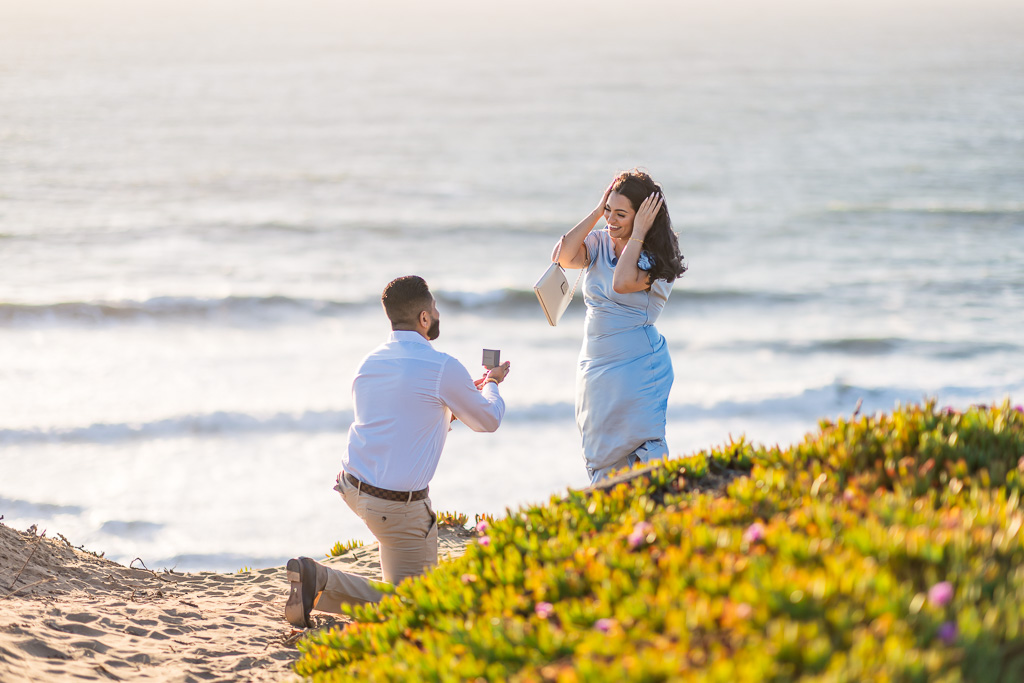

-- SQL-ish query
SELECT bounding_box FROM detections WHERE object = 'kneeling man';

[285,275,510,627]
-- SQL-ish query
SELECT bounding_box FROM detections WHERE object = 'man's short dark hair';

[381,276,433,328]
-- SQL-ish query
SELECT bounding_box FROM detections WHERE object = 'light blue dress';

[576,230,674,476]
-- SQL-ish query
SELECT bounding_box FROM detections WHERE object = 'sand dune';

[0,523,469,682]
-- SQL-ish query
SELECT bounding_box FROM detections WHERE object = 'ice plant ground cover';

[295,401,1024,681]
[326,539,365,558]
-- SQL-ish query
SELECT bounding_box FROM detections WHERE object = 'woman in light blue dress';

[553,170,687,483]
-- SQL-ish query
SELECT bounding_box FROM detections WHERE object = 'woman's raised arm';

[612,192,662,293]
[552,180,614,269]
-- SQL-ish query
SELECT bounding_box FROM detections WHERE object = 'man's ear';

[418,310,430,328]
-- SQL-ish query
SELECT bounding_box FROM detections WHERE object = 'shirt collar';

[389,329,433,347]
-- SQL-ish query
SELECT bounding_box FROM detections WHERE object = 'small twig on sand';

[2,577,56,599]
[130,557,173,583]
[8,533,45,590]
[93,662,123,681]
[275,629,306,648]
[853,398,863,418]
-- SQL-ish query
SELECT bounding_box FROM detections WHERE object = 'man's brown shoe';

[285,557,318,628]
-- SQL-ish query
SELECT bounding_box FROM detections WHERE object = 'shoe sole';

[285,559,310,628]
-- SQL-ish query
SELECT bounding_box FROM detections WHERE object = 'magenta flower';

[476,520,490,534]
[928,581,954,607]
[594,618,615,633]
[535,602,554,619]
[743,522,766,544]
[627,521,654,549]
[1014,405,1023,414]
[478,535,491,547]
[938,621,958,644]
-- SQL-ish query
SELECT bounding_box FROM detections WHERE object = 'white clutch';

[534,238,585,326]
[533,262,572,326]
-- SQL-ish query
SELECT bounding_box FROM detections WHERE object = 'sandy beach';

[0,522,470,682]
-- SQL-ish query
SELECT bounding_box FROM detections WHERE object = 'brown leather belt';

[345,472,429,502]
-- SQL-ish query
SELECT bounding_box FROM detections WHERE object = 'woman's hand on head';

[632,192,663,240]
[594,179,616,216]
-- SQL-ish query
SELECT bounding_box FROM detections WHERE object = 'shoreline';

[0,522,470,682]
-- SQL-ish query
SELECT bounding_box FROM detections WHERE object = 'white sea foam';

[0,410,353,445]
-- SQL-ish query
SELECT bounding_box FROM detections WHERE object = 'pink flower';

[476,520,489,534]
[535,602,554,619]
[594,618,615,633]
[743,522,766,544]
[1014,405,1023,414]
[938,621,958,644]
[928,581,954,607]
[478,535,491,547]
[735,603,753,620]
[627,521,654,549]
[843,488,856,503]
[460,573,477,584]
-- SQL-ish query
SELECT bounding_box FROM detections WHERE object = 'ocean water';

[2,0,1023,571]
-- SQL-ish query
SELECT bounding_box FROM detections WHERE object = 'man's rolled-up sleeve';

[440,358,505,432]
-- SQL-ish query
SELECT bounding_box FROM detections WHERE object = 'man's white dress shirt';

[342,330,505,491]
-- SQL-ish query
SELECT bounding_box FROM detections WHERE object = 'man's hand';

[484,361,511,384]
[458,363,510,422]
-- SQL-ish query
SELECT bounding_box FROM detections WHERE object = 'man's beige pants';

[313,473,438,613]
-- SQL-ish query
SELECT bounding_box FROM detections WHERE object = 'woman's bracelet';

[629,237,644,246]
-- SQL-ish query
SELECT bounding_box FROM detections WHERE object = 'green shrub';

[437,510,471,529]
[327,539,365,558]
[296,400,1024,681]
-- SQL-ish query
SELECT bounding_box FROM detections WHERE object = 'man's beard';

[426,316,440,340]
